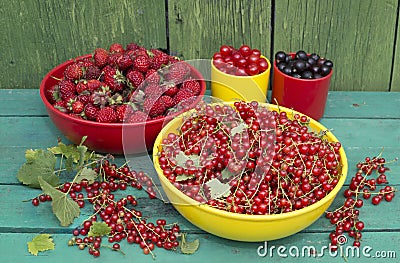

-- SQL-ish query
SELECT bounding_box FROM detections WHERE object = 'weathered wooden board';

[168,0,272,60]
[0,0,167,89]
[273,0,398,91]
[392,9,400,92]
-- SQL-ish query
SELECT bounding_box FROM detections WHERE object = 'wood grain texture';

[0,0,167,89]
[168,0,272,60]
[274,0,398,91]
[392,7,400,92]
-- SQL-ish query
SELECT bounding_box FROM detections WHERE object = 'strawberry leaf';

[179,233,199,254]
[205,178,231,200]
[38,177,80,226]
[17,149,58,189]
[88,222,112,237]
[76,167,98,184]
[27,234,55,256]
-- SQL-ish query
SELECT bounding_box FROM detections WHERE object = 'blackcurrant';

[293,60,306,73]
[320,65,331,76]
[291,73,302,78]
[301,71,313,79]
[310,53,320,61]
[277,62,286,71]
[324,60,333,68]
[295,50,308,61]
[275,51,287,63]
[283,67,292,75]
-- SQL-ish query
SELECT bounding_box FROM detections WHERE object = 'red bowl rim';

[39,54,207,127]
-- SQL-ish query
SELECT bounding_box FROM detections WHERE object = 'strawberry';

[107,53,122,67]
[149,49,169,69]
[77,94,91,105]
[96,106,117,123]
[116,53,133,70]
[76,81,89,94]
[87,79,102,92]
[93,48,109,68]
[180,79,201,95]
[58,80,76,100]
[163,83,179,97]
[64,63,83,81]
[144,83,164,98]
[174,89,195,105]
[46,85,60,104]
[126,69,144,88]
[159,95,175,109]
[69,100,84,114]
[143,97,166,117]
[109,43,124,53]
[126,42,140,51]
[53,100,68,113]
[128,111,148,123]
[145,69,161,84]
[84,103,99,120]
[102,66,126,92]
[84,65,102,80]
[76,57,94,67]
[166,62,190,84]
[115,104,136,122]
[133,55,150,73]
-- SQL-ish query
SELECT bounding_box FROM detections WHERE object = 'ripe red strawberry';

[77,94,91,105]
[133,55,150,73]
[166,62,190,83]
[143,97,166,117]
[144,83,164,98]
[145,69,161,84]
[96,106,117,123]
[70,100,84,114]
[116,53,133,70]
[84,103,99,120]
[109,43,124,53]
[115,104,136,122]
[53,100,68,113]
[174,89,195,105]
[93,48,109,68]
[107,52,121,67]
[76,57,94,67]
[46,85,60,104]
[181,79,201,95]
[163,84,179,97]
[64,63,83,81]
[126,69,144,88]
[58,80,76,100]
[84,65,102,80]
[159,95,175,109]
[128,111,148,123]
[126,42,140,51]
[149,49,169,69]
[76,81,89,94]
[102,66,126,92]
[87,79,102,92]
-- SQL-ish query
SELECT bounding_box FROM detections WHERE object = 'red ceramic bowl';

[40,55,206,154]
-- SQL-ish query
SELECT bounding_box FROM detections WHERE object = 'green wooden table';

[1,90,399,262]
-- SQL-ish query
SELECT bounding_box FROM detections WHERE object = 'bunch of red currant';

[158,101,344,215]
[32,160,181,258]
[326,154,397,249]
[213,45,269,76]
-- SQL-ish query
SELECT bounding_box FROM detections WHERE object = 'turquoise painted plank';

[1,232,398,263]
[1,146,399,185]
[1,90,400,119]
[1,184,399,233]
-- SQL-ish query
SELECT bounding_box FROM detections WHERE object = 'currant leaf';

[38,177,80,226]
[230,122,248,137]
[27,234,55,256]
[205,178,231,200]
[175,173,195,182]
[179,233,199,254]
[76,167,98,184]
[17,149,58,189]
[88,222,112,237]
[175,151,200,167]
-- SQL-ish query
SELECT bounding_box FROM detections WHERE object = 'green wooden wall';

[1,0,399,91]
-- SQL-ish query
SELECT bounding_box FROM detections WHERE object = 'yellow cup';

[211,56,271,102]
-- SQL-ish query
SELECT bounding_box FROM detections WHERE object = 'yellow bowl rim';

[152,102,348,222]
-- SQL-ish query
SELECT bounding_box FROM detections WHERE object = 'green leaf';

[17,149,58,189]
[221,168,236,180]
[76,167,98,184]
[88,222,112,237]
[175,151,200,167]
[175,173,195,182]
[48,142,81,163]
[38,177,80,226]
[205,178,231,200]
[76,145,88,168]
[179,233,199,254]
[230,122,248,137]
[27,234,55,256]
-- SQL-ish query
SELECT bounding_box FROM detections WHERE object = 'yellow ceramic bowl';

[152,103,347,242]
[210,56,271,102]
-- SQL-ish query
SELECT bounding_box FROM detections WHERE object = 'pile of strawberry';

[46,43,203,123]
